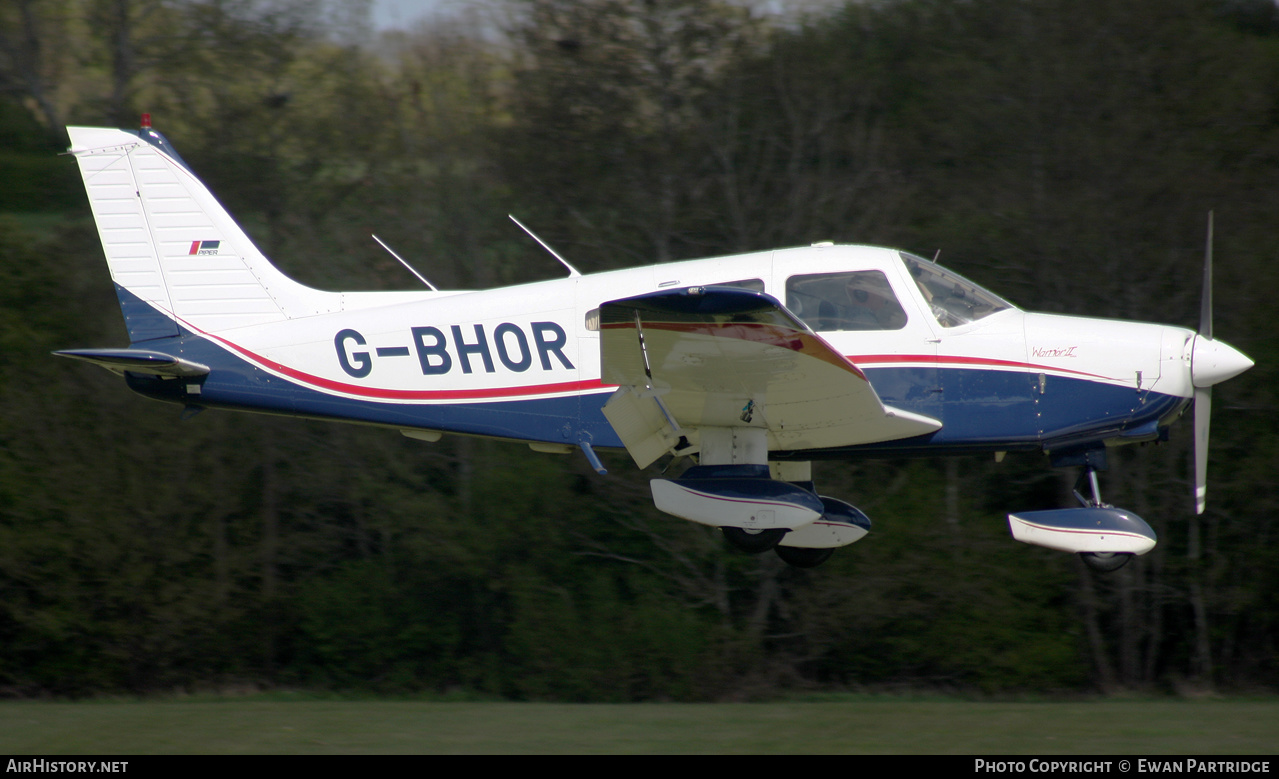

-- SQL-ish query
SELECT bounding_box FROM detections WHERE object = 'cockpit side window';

[785,270,908,332]
[900,252,1012,328]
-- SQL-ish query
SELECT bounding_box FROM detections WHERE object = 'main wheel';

[1079,552,1133,573]
[775,545,834,569]
[721,527,787,554]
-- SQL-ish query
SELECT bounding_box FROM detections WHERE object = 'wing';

[598,286,941,467]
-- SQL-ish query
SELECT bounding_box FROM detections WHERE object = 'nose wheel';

[1074,467,1134,573]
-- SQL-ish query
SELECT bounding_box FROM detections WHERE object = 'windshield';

[900,252,1013,328]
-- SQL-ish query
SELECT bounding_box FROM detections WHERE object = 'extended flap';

[598,286,940,460]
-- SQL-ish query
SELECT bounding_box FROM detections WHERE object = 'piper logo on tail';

[189,240,220,255]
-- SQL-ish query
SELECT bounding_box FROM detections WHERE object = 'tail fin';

[67,124,340,342]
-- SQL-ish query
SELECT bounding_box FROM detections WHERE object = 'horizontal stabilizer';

[54,348,210,377]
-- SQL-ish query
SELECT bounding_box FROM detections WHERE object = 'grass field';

[0,696,1276,754]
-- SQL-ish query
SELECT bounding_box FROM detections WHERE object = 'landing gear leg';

[1073,467,1108,509]
[1074,465,1133,573]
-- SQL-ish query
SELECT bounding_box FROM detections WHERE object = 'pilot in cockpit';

[789,270,908,332]
[840,273,906,330]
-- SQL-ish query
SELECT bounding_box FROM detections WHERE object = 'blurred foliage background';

[0,0,1276,700]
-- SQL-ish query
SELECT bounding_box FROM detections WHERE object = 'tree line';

[0,0,1275,699]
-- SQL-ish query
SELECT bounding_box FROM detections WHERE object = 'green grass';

[1,697,1276,754]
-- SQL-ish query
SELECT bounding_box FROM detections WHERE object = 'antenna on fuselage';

[371,235,438,291]
[509,215,582,278]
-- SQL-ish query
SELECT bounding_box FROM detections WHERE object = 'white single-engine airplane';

[56,120,1254,571]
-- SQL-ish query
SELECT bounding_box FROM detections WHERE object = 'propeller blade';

[1188,211,1252,514]
[1194,386,1211,515]
[1200,211,1213,340]
[1194,212,1213,515]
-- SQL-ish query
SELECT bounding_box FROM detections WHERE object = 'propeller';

[1189,212,1254,514]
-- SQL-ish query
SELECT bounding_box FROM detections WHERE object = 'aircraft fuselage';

[120,244,1195,464]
